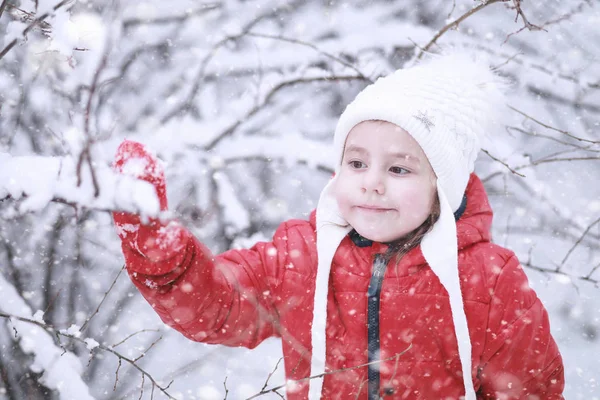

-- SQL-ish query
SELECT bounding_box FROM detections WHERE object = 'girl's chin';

[352,226,406,243]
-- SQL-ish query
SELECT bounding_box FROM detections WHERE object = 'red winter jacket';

[120,174,564,399]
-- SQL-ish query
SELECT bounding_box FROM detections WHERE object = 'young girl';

[112,54,564,399]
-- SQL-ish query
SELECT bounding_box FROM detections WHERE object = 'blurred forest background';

[1,0,599,398]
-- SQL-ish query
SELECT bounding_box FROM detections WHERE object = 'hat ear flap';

[421,184,476,400]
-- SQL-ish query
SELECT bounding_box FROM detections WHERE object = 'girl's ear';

[429,173,438,190]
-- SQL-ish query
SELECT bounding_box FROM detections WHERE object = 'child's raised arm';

[111,140,306,349]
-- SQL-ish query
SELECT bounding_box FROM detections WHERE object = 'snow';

[0,152,161,217]
[1,0,599,398]
[84,338,100,350]
[3,21,27,46]
[0,274,95,400]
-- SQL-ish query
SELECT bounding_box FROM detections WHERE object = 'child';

[112,53,564,399]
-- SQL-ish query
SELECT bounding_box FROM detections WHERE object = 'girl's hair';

[380,192,441,270]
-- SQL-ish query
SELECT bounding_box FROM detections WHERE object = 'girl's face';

[334,120,437,243]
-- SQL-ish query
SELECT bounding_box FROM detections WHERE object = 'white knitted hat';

[310,53,507,399]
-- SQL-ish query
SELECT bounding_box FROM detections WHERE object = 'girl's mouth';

[356,205,393,212]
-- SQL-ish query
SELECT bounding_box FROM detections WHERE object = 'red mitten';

[112,140,189,273]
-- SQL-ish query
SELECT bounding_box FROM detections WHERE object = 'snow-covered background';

[1,0,599,398]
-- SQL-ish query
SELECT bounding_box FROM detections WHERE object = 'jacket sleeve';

[478,253,565,399]
[123,221,299,349]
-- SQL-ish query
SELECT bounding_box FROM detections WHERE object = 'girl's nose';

[362,169,385,195]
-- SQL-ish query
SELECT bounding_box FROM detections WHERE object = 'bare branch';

[80,265,126,334]
[245,344,412,399]
[509,106,599,144]
[0,312,178,399]
[560,216,600,269]
[133,335,163,362]
[111,329,161,348]
[245,32,369,81]
[522,261,599,286]
[415,0,505,60]
[138,374,145,400]
[159,1,305,124]
[202,74,364,151]
[113,358,122,392]
[585,262,600,281]
[506,126,600,152]
[122,3,221,29]
[0,0,9,19]
[481,149,526,177]
[260,358,283,392]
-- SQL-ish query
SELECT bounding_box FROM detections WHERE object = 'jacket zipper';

[367,253,388,399]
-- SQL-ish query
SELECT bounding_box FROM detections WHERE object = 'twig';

[223,376,229,400]
[114,358,122,391]
[503,0,547,43]
[506,126,600,151]
[80,265,126,333]
[0,0,9,19]
[521,261,599,286]
[447,0,457,20]
[491,51,523,71]
[159,1,305,124]
[261,358,283,392]
[415,0,505,60]
[0,312,178,399]
[0,0,72,60]
[138,373,145,400]
[482,156,600,183]
[509,106,598,144]
[133,335,163,362]
[111,329,161,348]
[245,32,369,81]
[560,217,600,269]
[585,262,600,281]
[245,344,412,399]
[529,156,600,165]
[201,74,363,151]
[76,45,110,198]
[481,149,526,177]
[123,3,221,29]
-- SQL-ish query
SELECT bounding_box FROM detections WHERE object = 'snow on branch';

[0,0,72,60]
[0,273,94,400]
[0,153,161,216]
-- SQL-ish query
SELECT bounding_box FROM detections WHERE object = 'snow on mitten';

[112,140,189,267]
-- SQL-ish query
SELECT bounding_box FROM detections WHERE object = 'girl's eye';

[349,160,366,169]
[390,166,409,175]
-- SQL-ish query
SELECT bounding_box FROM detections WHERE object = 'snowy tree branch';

[0,0,72,60]
[0,311,177,399]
